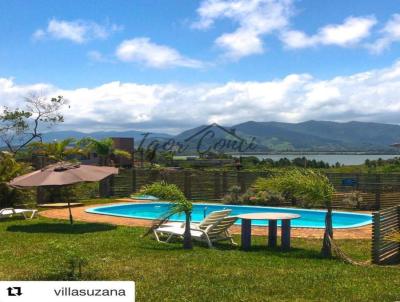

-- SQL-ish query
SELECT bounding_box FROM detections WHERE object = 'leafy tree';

[0,151,31,206]
[157,151,175,166]
[0,94,68,154]
[260,169,335,257]
[78,138,131,166]
[0,151,30,182]
[142,181,193,249]
[29,138,84,162]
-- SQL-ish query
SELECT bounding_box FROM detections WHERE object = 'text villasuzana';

[54,287,126,297]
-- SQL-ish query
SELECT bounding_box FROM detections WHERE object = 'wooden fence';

[372,206,400,264]
[108,169,400,210]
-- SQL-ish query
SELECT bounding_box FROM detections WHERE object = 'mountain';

[233,121,343,151]
[8,120,400,152]
[41,130,172,143]
[172,124,269,153]
[229,121,400,151]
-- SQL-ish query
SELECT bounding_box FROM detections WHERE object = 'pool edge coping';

[85,201,372,230]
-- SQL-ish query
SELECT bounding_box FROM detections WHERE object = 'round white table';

[237,213,301,251]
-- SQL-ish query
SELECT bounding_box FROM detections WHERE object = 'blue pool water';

[86,202,372,229]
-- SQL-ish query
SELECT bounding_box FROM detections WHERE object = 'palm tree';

[29,138,83,162]
[142,181,193,249]
[167,198,193,249]
[78,138,131,166]
[261,169,335,257]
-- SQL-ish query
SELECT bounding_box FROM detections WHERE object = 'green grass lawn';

[0,217,399,302]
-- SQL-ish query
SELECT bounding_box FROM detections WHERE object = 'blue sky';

[0,0,400,133]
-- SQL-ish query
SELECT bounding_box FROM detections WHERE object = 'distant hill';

[230,120,400,151]
[6,120,400,153]
[41,130,172,143]
[233,121,343,151]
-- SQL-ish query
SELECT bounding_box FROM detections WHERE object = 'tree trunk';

[321,206,333,257]
[67,201,74,225]
[183,211,193,250]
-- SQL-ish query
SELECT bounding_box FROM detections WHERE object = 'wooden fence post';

[371,211,381,264]
[184,171,192,199]
[99,176,112,198]
[356,173,360,191]
[110,175,115,196]
[214,171,221,199]
[237,172,245,193]
[222,171,228,196]
[375,174,381,210]
[132,168,137,193]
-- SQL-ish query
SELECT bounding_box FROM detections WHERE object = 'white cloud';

[115,38,203,68]
[87,50,104,61]
[33,19,122,43]
[281,16,377,49]
[87,50,113,63]
[368,14,400,54]
[0,78,53,108]
[193,1,377,57]
[2,60,400,133]
[215,29,264,58]
[193,0,294,59]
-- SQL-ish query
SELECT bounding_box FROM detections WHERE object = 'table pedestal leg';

[281,219,291,250]
[241,219,252,251]
[268,220,277,248]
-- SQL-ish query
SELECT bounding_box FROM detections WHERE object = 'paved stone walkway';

[39,199,372,239]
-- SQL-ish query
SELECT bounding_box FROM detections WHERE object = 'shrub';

[256,170,334,209]
[252,177,294,205]
[223,185,286,206]
[341,191,363,208]
[239,188,286,206]
[140,181,186,201]
[222,185,241,204]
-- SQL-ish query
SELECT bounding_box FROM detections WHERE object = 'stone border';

[39,200,372,239]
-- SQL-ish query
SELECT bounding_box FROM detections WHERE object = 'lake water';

[239,154,398,166]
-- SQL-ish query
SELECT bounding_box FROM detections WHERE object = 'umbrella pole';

[67,201,74,224]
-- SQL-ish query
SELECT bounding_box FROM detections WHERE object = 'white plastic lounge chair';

[154,216,238,248]
[162,209,232,230]
[0,208,38,219]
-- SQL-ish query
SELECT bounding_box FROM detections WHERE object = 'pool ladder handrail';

[203,206,228,218]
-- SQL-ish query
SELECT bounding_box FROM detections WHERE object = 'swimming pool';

[86,202,372,229]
